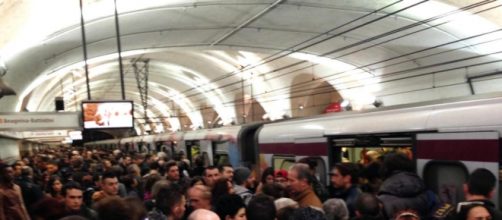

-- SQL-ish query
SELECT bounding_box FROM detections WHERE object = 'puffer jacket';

[378,171,431,220]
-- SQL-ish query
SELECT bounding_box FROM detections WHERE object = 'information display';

[82,101,134,129]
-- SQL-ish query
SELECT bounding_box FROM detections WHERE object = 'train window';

[329,135,414,165]
[299,156,327,186]
[273,156,295,171]
[423,161,468,205]
[214,153,229,166]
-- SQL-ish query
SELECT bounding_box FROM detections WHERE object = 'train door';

[327,133,415,192]
[186,140,211,167]
[213,141,233,167]
[416,132,499,206]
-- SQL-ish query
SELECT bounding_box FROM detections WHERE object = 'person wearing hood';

[233,167,255,205]
[377,153,433,220]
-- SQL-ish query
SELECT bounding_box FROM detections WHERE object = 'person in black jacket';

[438,168,502,220]
[61,181,97,220]
[377,153,432,219]
[15,166,44,216]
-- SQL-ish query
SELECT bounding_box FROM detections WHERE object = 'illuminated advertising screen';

[81,101,134,129]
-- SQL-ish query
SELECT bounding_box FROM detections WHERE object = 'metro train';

[84,93,502,207]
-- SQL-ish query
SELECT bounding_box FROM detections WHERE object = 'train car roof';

[259,93,502,143]
[184,125,242,142]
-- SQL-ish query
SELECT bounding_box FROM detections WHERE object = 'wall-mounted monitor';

[81,100,134,129]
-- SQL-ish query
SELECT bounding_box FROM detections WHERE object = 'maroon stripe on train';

[259,142,328,155]
[417,140,499,162]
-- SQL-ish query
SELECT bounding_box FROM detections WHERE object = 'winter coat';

[292,188,323,210]
[378,171,430,220]
[234,184,253,205]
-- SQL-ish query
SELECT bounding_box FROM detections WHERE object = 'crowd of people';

[0,147,500,220]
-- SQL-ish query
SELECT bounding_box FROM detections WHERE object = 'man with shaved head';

[188,209,220,220]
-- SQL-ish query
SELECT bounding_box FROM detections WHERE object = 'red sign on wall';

[324,102,342,113]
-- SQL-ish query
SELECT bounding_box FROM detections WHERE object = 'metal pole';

[250,73,254,122]
[114,0,126,100]
[79,0,91,100]
[242,77,246,123]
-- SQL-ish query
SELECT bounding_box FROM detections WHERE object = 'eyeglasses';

[456,201,485,213]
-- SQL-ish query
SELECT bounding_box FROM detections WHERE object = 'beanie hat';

[233,167,251,185]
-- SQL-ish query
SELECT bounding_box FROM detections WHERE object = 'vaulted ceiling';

[1,0,502,135]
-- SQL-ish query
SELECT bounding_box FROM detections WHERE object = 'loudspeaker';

[55,97,64,111]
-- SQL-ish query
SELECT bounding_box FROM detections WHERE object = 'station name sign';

[0,112,80,131]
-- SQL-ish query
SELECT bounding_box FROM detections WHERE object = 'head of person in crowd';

[155,183,186,220]
[292,207,326,220]
[122,155,132,167]
[220,164,234,182]
[94,196,130,220]
[288,163,314,195]
[190,176,206,187]
[124,196,147,220]
[47,175,64,197]
[194,155,205,167]
[215,194,246,220]
[31,197,66,220]
[456,203,492,220]
[247,194,276,220]
[261,182,286,199]
[62,181,84,212]
[394,210,421,220]
[261,167,274,185]
[323,198,349,220]
[127,164,141,177]
[46,160,59,175]
[133,154,145,166]
[330,163,359,190]
[13,160,24,177]
[274,169,288,187]
[277,206,296,220]
[188,209,221,220]
[204,165,221,187]
[102,159,113,171]
[121,174,139,195]
[380,152,415,179]
[151,179,171,200]
[212,177,235,204]
[84,150,93,160]
[144,173,161,199]
[298,157,318,174]
[234,166,255,188]
[188,184,212,210]
[21,166,34,179]
[101,172,119,196]
[465,168,496,200]
[354,193,384,220]
[165,161,180,181]
[274,197,299,211]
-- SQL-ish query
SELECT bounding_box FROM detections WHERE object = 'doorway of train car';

[212,141,231,167]
[327,133,415,193]
[155,140,176,159]
[185,140,211,167]
[415,132,500,207]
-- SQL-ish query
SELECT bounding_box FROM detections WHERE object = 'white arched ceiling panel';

[1,0,502,133]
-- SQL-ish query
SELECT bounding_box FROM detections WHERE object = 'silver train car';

[85,93,502,207]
